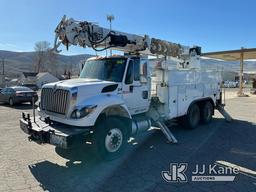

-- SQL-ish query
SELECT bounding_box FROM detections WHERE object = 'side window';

[1,88,7,94]
[6,88,11,94]
[125,60,134,84]
[9,89,15,94]
[140,60,148,83]
[134,59,140,81]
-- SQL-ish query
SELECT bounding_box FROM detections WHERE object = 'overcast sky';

[0,0,256,55]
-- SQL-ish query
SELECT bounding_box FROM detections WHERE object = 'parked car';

[21,83,39,91]
[250,88,256,95]
[0,86,38,106]
[223,81,237,88]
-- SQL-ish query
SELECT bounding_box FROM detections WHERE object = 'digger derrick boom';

[53,15,200,58]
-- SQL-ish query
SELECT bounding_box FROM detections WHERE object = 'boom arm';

[53,15,201,58]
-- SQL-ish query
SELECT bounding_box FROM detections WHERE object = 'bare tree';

[34,41,50,73]
[47,50,58,76]
[79,59,85,73]
[68,63,73,76]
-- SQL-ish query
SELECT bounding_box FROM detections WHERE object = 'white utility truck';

[20,16,229,160]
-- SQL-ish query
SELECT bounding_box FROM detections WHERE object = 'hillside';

[0,50,255,79]
[0,50,93,78]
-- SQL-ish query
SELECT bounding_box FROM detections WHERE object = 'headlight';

[71,105,97,119]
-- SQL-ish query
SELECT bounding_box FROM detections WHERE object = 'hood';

[44,78,114,88]
[43,78,119,101]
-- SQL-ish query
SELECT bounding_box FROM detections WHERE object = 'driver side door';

[122,58,150,115]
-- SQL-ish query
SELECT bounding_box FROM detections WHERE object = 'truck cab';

[80,56,151,115]
[38,56,150,128]
[20,55,153,160]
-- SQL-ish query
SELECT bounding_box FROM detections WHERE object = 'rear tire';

[183,103,200,129]
[93,116,130,161]
[201,101,213,124]
[9,98,14,106]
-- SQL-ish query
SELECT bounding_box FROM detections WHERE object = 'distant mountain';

[0,50,93,78]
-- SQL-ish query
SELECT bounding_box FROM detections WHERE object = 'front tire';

[93,116,130,161]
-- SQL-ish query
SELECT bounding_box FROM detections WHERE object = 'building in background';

[222,71,238,81]
[20,72,38,84]
[20,72,59,88]
[35,72,59,88]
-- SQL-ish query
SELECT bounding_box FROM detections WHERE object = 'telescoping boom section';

[53,15,201,58]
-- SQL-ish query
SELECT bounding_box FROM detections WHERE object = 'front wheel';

[93,116,130,161]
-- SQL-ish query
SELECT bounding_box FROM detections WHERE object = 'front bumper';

[20,113,91,149]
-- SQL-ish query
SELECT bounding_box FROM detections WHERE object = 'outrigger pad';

[216,104,232,122]
[155,120,178,144]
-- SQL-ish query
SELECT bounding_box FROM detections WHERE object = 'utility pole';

[237,47,245,97]
[1,58,5,87]
[2,58,4,75]
[107,14,115,56]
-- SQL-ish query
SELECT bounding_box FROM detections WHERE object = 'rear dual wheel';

[184,103,200,129]
[183,101,213,129]
[201,101,213,124]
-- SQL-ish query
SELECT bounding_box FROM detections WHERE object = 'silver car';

[0,86,38,106]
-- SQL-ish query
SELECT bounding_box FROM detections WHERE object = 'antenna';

[107,14,115,55]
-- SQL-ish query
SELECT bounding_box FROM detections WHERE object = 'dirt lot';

[0,88,256,192]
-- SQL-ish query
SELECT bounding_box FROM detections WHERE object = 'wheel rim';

[105,128,123,153]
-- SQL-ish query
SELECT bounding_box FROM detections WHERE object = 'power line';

[1,58,5,87]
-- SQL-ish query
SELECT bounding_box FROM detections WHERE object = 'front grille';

[41,88,70,115]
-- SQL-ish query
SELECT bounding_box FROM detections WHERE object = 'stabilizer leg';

[216,104,232,122]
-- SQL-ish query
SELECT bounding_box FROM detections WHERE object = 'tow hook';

[45,116,52,125]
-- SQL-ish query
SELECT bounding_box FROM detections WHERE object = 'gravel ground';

[0,89,255,192]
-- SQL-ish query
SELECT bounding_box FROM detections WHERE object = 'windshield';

[80,58,127,82]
